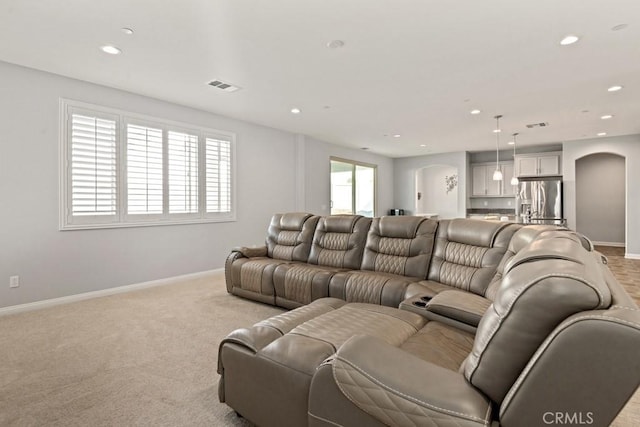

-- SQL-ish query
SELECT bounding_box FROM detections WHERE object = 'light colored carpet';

[1,269,638,426]
[0,271,283,426]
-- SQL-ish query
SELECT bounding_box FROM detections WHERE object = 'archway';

[414,165,459,219]
[575,153,625,246]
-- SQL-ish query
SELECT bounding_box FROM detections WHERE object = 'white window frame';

[59,99,236,230]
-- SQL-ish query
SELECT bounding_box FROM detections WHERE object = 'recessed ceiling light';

[560,35,580,46]
[327,40,345,49]
[612,24,628,31]
[608,85,623,92]
[597,132,607,136]
[470,109,481,115]
[392,134,401,138]
[290,108,301,114]
[121,27,134,35]
[100,45,121,55]
[493,129,501,133]
[601,114,613,120]
[420,144,427,147]
[508,141,515,145]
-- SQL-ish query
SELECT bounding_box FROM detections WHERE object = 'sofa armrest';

[312,334,492,426]
[225,246,268,293]
[232,245,268,258]
[426,290,492,327]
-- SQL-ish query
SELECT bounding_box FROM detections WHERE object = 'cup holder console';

[412,296,433,308]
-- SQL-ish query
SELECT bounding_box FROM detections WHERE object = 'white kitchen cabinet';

[502,163,516,196]
[471,162,513,197]
[515,152,562,177]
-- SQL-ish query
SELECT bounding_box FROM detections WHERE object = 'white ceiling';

[1,0,639,158]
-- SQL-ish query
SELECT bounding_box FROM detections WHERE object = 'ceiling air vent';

[526,122,550,129]
[207,79,241,93]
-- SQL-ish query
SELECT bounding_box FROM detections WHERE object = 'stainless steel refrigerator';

[516,176,565,225]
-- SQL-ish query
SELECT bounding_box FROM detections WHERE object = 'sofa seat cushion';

[329,271,424,307]
[400,321,475,371]
[286,303,427,352]
[273,263,347,309]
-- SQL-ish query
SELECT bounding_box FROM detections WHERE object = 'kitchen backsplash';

[468,197,516,210]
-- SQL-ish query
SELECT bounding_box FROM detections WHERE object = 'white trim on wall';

[0,269,222,317]
[591,241,625,248]
[626,253,640,260]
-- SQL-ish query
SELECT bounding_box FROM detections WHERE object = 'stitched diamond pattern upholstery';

[266,213,319,261]
[439,263,479,292]
[428,219,519,296]
[272,245,294,260]
[239,259,277,293]
[378,237,411,257]
[375,254,406,275]
[317,249,345,268]
[308,215,371,269]
[445,242,486,267]
[271,215,372,307]
[344,272,388,304]
[277,230,299,246]
[321,232,350,251]
[361,216,438,278]
[283,265,314,304]
[332,358,488,427]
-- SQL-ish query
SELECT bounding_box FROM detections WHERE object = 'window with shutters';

[60,100,236,230]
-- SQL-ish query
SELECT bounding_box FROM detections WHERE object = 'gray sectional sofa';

[219,213,640,426]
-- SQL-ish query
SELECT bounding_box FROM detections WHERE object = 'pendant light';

[510,133,519,186]
[492,115,503,181]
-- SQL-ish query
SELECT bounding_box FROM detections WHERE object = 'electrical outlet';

[483,201,488,206]
[507,200,512,206]
[10,276,20,288]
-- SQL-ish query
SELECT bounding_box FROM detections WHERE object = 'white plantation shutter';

[61,100,235,229]
[70,114,117,217]
[206,137,232,213]
[126,124,163,215]
[168,131,199,214]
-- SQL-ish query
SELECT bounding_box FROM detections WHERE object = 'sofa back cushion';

[427,219,520,295]
[484,225,557,300]
[308,215,372,269]
[361,216,438,278]
[463,232,612,404]
[266,213,320,261]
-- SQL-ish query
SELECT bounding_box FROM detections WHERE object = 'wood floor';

[596,246,640,427]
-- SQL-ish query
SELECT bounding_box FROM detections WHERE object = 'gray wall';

[393,151,468,217]
[575,153,625,245]
[301,137,394,217]
[563,135,640,258]
[0,61,393,308]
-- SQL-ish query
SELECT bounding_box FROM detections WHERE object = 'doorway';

[575,153,625,246]
[415,165,458,219]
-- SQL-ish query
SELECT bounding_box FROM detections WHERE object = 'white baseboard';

[592,241,625,248]
[625,253,640,260]
[0,268,223,317]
